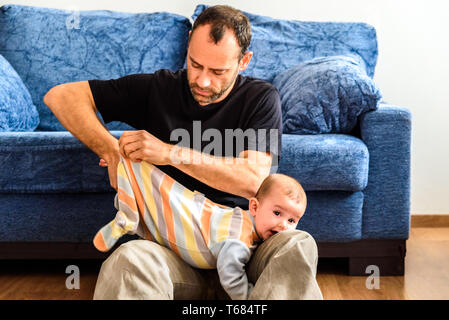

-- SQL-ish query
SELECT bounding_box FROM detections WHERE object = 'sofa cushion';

[0,4,191,131]
[297,191,363,242]
[273,55,382,134]
[0,190,363,242]
[0,131,122,193]
[279,134,369,191]
[0,54,39,132]
[0,131,368,193]
[0,193,118,242]
[192,4,378,83]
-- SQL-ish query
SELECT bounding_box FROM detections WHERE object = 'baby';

[94,156,306,300]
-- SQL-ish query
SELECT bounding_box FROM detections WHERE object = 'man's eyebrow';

[189,56,201,66]
[189,56,228,72]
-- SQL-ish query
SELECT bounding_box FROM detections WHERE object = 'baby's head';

[249,174,306,240]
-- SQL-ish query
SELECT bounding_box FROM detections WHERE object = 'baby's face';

[249,187,306,241]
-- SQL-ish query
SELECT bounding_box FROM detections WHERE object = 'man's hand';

[100,130,171,191]
[118,130,172,165]
[99,152,120,191]
[98,158,108,167]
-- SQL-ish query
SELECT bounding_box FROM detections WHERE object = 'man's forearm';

[169,145,271,199]
[44,81,119,160]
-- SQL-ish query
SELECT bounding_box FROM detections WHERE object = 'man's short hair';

[191,5,252,60]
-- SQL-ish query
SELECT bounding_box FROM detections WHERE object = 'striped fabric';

[94,156,260,269]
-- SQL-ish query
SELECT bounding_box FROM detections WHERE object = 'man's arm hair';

[44,81,120,190]
[169,145,272,199]
[43,81,119,160]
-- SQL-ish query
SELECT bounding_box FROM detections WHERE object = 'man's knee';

[103,240,173,274]
[272,229,316,244]
[280,229,318,259]
[263,229,317,257]
[248,230,318,278]
[247,230,323,299]
[95,240,173,299]
[101,240,145,270]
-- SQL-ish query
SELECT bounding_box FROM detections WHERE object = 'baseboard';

[1,240,406,276]
[0,242,110,259]
[411,214,449,228]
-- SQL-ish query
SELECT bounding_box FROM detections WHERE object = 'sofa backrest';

[0,5,191,131]
[193,5,378,83]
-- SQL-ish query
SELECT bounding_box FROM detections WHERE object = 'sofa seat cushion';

[0,132,369,193]
[279,134,369,191]
[0,131,125,193]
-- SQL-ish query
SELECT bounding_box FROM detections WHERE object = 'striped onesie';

[94,156,262,300]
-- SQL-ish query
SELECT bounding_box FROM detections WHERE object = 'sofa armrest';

[359,103,412,239]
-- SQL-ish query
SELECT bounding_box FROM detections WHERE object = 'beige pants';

[93,229,323,300]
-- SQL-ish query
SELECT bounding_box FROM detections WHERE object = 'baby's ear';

[248,197,258,217]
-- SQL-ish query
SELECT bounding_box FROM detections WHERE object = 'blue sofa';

[0,4,411,276]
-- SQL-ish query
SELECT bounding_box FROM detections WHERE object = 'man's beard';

[189,83,228,104]
[188,69,239,105]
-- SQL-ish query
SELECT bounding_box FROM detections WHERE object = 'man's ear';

[239,51,253,71]
[187,30,192,44]
[248,197,258,217]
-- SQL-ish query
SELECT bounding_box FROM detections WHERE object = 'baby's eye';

[273,211,281,216]
[288,218,296,224]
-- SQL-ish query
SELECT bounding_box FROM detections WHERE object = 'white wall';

[2,0,449,214]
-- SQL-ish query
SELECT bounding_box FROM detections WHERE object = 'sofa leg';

[348,256,404,276]
[318,239,406,276]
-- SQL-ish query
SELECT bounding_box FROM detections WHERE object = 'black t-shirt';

[88,69,282,209]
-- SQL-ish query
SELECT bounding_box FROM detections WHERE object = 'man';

[44,5,323,300]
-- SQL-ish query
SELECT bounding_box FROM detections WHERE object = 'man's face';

[186,24,251,106]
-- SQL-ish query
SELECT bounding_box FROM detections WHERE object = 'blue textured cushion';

[0,55,39,132]
[192,5,378,83]
[0,131,124,193]
[0,131,368,193]
[0,4,191,131]
[0,192,118,241]
[279,134,369,191]
[297,191,363,242]
[273,55,382,134]
[0,190,362,242]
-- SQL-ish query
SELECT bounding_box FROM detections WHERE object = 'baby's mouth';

[269,230,278,237]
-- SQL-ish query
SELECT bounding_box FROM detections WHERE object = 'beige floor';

[0,227,448,300]
[317,228,449,299]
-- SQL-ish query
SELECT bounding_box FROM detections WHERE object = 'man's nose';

[196,71,211,88]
